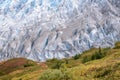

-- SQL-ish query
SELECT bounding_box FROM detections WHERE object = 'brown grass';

[0,58,37,76]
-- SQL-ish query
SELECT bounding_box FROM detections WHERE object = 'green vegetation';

[23,60,36,67]
[114,41,120,49]
[39,69,72,80]
[0,42,120,80]
[73,54,81,60]
[82,47,107,63]
[46,58,64,69]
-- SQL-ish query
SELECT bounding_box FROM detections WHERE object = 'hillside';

[0,42,120,80]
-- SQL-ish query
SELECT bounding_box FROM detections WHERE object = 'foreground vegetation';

[0,42,120,80]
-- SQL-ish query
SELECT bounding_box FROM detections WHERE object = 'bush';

[114,42,120,49]
[52,60,63,69]
[24,61,36,67]
[40,59,72,80]
[82,55,91,63]
[65,59,69,64]
[82,47,106,63]
[47,58,64,69]
[46,58,58,62]
[0,71,5,76]
[39,70,73,80]
[95,68,112,78]
[94,64,116,78]
[46,58,68,69]
[73,54,81,60]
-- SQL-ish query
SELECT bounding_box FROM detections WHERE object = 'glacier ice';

[0,0,120,61]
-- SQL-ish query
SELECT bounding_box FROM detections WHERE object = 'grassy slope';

[0,42,120,80]
[0,58,48,80]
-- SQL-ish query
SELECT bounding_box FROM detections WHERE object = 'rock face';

[0,0,120,61]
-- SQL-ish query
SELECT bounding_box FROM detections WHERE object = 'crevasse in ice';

[0,0,120,61]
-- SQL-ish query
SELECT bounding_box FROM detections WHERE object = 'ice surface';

[0,0,120,61]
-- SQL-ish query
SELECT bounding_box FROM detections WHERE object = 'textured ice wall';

[0,0,120,61]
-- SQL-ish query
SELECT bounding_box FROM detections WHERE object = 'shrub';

[73,54,81,60]
[82,55,91,63]
[46,58,69,69]
[114,42,120,49]
[65,59,69,64]
[0,71,5,76]
[46,58,58,62]
[94,65,114,78]
[39,70,73,80]
[24,61,36,67]
[47,58,64,69]
[82,47,106,63]
[52,60,63,69]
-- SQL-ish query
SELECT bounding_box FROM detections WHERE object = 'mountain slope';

[0,0,120,61]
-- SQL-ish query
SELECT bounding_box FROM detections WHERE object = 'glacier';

[0,0,120,61]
